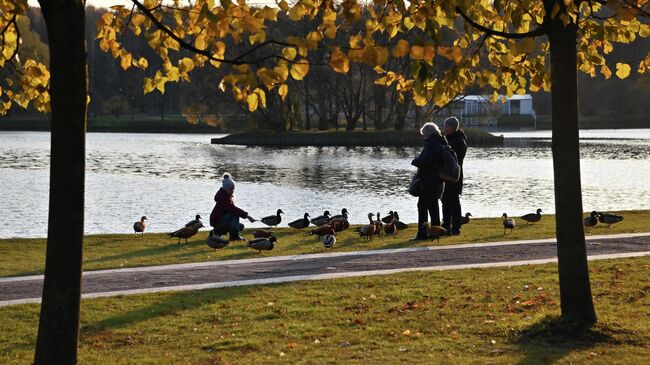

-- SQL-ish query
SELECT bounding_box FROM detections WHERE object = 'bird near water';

[253,229,273,238]
[185,214,202,228]
[461,212,472,225]
[422,222,447,243]
[247,236,277,253]
[323,234,336,249]
[311,210,331,226]
[583,211,600,229]
[261,209,283,228]
[329,208,349,221]
[381,211,395,224]
[169,221,204,244]
[310,225,335,240]
[502,213,516,235]
[598,212,624,227]
[288,213,310,229]
[133,216,147,235]
[520,209,543,224]
[206,233,229,249]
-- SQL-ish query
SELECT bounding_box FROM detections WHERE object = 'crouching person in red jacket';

[209,173,256,241]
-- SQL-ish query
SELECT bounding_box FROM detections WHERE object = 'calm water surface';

[1,129,649,238]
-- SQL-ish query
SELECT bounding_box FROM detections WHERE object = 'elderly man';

[441,116,467,235]
[410,122,448,240]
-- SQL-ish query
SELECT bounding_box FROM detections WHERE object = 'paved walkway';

[1,233,649,307]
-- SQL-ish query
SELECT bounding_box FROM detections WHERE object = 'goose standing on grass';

[381,211,395,224]
[206,232,229,249]
[133,216,147,235]
[502,213,515,235]
[288,213,310,229]
[247,236,277,253]
[583,211,600,229]
[359,224,376,241]
[169,221,204,244]
[329,219,346,232]
[393,211,409,230]
[311,210,331,226]
[323,234,336,249]
[461,212,472,225]
[422,222,447,243]
[356,213,375,233]
[598,212,624,228]
[253,229,272,238]
[310,226,335,240]
[329,208,349,221]
[521,209,543,224]
[261,209,283,228]
[185,214,202,228]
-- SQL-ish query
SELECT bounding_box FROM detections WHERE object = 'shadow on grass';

[81,286,252,336]
[84,238,207,265]
[514,316,641,364]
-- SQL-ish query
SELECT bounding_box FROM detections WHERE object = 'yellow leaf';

[290,62,309,80]
[120,51,132,70]
[255,88,266,108]
[137,57,148,69]
[247,92,259,112]
[282,47,297,61]
[410,45,424,61]
[179,57,194,74]
[615,62,631,79]
[279,0,289,12]
[601,65,612,79]
[289,5,306,21]
[195,35,207,50]
[278,84,288,101]
[329,47,350,74]
[392,39,410,58]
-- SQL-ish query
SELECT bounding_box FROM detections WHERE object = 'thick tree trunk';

[547,12,597,325]
[34,1,88,363]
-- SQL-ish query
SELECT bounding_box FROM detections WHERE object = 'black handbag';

[408,172,422,197]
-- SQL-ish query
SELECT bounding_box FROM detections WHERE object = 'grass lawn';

[1,256,648,364]
[1,210,648,278]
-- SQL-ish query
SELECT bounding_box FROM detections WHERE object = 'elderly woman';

[209,173,256,241]
[410,122,447,240]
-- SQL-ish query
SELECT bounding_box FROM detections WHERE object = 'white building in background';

[433,94,536,127]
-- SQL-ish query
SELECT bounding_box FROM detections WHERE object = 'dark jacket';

[445,129,468,195]
[209,187,249,227]
[411,134,447,198]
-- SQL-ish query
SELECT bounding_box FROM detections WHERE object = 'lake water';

[1,129,649,238]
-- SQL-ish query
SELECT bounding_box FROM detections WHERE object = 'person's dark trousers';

[212,213,245,240]
[442,189,462,234]
[416,194,440,238]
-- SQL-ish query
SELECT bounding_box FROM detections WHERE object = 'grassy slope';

[0,210,648,278]
[0,257,648,364]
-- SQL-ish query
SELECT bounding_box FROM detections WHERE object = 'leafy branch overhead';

[1,0,649,114]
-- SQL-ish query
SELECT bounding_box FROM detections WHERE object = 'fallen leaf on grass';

[286,342,298,349]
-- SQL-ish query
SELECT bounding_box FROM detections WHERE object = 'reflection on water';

[1,130,650,238]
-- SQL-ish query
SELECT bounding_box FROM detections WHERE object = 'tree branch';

[456,6,547,39]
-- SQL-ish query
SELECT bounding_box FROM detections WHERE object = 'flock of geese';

[132,208,625,253]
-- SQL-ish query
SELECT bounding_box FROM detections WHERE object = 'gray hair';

[443,116,460,130]
[419,122,441,138]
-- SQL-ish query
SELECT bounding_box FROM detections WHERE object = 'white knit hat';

[222,173,235,190]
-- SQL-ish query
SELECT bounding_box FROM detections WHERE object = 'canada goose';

[521,209,543,224]
[598,212,624,227]
[461,212,472,225]
[502,213,515,235]
[311,210,331,226]
[288,213,310,229]
[253,229,273,238]
[310,226,335,240]
[422,222,447,243]
[323,234,336,249]
[359,224,375,241]
[247,236,277,253]
[133,216,147,235]
[206,233,229,249]
[185,214,202,228]
[583,211,599,229]
[329,208,349,221]
[383,218,399,237]
[393,211,409,230]
[261,209,283,227]
[381,211,395,224]
[169,221,204,244]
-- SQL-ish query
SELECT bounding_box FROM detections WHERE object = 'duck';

[247,236,277,253]
[329,208,349,221]
[185,214,202,228]
[381,211,395,224]
[383,218,399,237]
[598,212,624,228]
[422,222,447,243]
[355,213,376,233]
[133,216,147,235]
[520,209,543,224]
[310,226,335,240]
[206,232,229,249]
[311,210,331,226]
[253,229,273,238]
[169,221,204,244]
[583,211,599,229]
[502,213,515,235]
[358,224,376,241]
[393,211,409,230]
[261,209,283,228]
[329,220,346,232]
[288,213,310,229]
[461,212,472,225]
[323,234,336,249]
[329,217,349,231]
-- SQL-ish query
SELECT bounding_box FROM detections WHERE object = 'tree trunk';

[547,10,597,325]
[35,1,88,363]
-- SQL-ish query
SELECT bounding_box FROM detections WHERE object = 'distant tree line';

[8,6,649,131]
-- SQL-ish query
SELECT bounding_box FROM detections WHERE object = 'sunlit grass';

[0,210,647,277]
[0,257,648,364]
